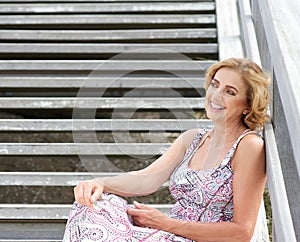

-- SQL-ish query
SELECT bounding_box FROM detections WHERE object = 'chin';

[207,108,225,119]
[207,114,225,124]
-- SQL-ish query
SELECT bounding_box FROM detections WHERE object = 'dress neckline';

[186,129,252,173]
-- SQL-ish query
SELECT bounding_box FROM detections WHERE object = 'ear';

[243,107,250,115]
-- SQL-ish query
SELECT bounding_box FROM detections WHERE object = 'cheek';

[205,87,212,97]
[237,96,248,107]
[205,87,219,102]
[227,98,247,113]
[205,89,211,103]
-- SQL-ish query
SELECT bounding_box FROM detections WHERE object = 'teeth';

[210,101,225,110]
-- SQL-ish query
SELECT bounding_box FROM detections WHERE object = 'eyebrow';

[212,78,239,93]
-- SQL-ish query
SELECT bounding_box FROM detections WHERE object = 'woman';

[63,58,271,241]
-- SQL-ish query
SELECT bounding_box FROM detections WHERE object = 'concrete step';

[0,29,216,42]
[0,60,215,72]
[0,43,217,60]
[0,143,171,155]
[0,172,171,187]
[0,97,205,109]
[0,119,212,131]
[0,2,215,14]
[2,0,213,2]
[0,76,206,88]
[0,14,215,27]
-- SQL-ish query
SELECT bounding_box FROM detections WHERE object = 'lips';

[210,101,225,110]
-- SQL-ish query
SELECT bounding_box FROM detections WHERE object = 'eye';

[210,80,218,88]
[226,89,237,96]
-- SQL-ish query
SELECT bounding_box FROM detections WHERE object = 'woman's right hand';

[74,179,104,210]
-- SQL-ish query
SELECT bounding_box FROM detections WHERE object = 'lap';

[63,193,190,242]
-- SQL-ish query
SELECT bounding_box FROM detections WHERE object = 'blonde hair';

[204,58,271,131]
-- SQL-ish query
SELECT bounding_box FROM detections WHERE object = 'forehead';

[214,67,247,89]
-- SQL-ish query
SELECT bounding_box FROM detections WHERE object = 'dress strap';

[222,129,262,166]
[185,129,208,158]
[232,129,261,150]
[191,129,208,147]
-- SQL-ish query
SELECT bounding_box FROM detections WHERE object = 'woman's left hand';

[127,201,169,230]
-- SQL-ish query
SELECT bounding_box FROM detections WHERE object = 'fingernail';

[134,201,143,206]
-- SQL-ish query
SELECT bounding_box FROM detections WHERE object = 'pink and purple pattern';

[63,129,256,241]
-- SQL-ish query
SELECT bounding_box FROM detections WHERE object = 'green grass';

[264,189,272,241]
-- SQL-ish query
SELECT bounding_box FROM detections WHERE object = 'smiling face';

[205,67,249,126]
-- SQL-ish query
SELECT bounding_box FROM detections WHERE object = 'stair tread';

[0,119,212,131]
[0,2,215,13]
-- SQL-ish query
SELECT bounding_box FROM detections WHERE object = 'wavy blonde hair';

[204,58,271,131]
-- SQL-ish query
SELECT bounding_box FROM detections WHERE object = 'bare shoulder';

[232,133,265,170]
[180,128,203,149]
[239,133,264,150]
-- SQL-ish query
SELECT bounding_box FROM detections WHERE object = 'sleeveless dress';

[63,129,258,242]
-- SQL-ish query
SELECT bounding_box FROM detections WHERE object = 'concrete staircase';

[0,0,217,240]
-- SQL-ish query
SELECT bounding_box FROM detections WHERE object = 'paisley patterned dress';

[63,129,258,241]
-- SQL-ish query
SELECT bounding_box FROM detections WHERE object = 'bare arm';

[128,134,266,242]
[74,129,200,209]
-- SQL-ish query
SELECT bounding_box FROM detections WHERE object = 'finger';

[74,184,85,205]
[127,208,143,216]
[90,183,103,203]
[132,218,143,227]
[133,201,152,210]
[83,184,96,210]
[133,201,145,209]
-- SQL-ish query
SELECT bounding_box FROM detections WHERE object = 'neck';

[211,120,247,144]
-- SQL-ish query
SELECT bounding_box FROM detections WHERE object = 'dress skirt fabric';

[63,193,190,242]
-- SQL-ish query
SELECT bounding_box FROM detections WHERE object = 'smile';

[210,101,225,110]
